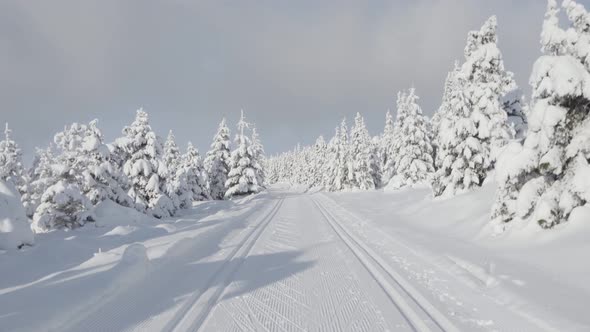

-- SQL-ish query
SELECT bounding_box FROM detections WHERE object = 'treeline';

[268,1,590,231]
[0,110,265,232]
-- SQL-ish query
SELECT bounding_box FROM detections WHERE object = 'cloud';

[0,0,582,159]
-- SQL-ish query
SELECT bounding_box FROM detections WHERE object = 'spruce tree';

[115,109,175,218]
[432,16,515,196]
[225,111,262,198]
[492,0,590,229]
[0,123,25,192]
[205,118,231,200]
[174,142,210,208]
[350,113,376,190]
[250,127,266,189]
[388,89,434,189]
[380,110,396,183]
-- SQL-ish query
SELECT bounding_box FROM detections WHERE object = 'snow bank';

[93,199,157,227]
[0,180,33,250]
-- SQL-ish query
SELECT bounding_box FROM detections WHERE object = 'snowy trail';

[311,195,458,332]
[3,188,584,331]
[200,191,403,331]
[164,197,285,332]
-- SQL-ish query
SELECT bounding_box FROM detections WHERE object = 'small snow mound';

[0,180,34,250]
[102,225,138,237]
[155,223,176,233]
[121,243,148,265]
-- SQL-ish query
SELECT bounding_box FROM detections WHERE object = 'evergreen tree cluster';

[269,1,590,230]
[0,109,266,232]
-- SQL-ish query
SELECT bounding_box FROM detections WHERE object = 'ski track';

[317,193,567,332]
[55,196,282,332]
[201,194,395,332]
[311,195,458,332]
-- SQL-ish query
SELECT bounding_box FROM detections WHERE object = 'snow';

[0,180,34,250]
[1,185,589,331]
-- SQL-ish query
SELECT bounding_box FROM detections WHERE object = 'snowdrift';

[0,180,34,250]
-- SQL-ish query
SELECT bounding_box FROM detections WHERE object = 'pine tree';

[432,16,515,196]
[462,16,516,161]
[79,120,132,207]
[174,142,210,208]
[225,111,263,198]
[492,0,590,229]
[0,123,25,192]
[163,130,181,208]
[312,136,328,187]
[250,127,266,189]
[22,146,55,218]
[432,62,460,166]
[380,110,396,183]
[205,118,231,200]
[387,89,434,189]
[32,123,102,231]
[326,119,352,191]
[115,109,175,218]
[350,113,376,190]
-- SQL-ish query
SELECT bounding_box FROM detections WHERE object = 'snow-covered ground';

[1,184,588,331]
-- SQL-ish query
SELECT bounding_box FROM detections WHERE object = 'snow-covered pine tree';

[383,92,408,182]
[492,0,590,229]
[22,146,55,218]
[432,62,460,167]
[250,127,266,189]
[326,119,352,191]
[312,136,328,188]
[387,88,434,189]
[462,15,516,161]
[32,123,99,231]
[79,120,132,207]
[350,113,376,190]
[174,142,210,209]
[380,110,396,183]
[205,118,231,200]
[370,136,383,188]
[115,109,175,218]
[163,130,182,208]
[432,16,516,197]
[225,111,263,198]
[0,123,25,192]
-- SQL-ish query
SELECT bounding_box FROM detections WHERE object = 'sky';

[1,0,589,161]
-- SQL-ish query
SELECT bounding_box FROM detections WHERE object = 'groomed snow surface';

[1,183,589,331]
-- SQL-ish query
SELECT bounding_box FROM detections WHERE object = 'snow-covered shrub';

[387,89,434,189]
[32,181,95,232]
[492,0,590,229]
[0,180,34,249]
[204,118,231,200]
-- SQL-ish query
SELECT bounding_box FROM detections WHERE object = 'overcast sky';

[1,0,589,161]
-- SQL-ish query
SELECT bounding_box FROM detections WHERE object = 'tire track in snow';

[164,197,285,332]
[311,195,460,332]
